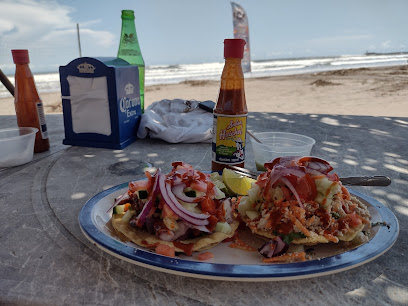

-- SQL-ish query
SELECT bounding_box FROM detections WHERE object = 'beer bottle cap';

[224,39,246,59]
[121,10,135,20]
[12,49,30,64]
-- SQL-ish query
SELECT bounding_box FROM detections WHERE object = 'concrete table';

[0,113,407,305]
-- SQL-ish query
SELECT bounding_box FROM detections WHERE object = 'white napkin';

[137,99,213,143]
[65,76,112,136]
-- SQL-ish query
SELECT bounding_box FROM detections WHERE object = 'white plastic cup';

[0,127,38,168]
[250,132,315,171]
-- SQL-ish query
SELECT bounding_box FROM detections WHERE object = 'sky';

[0,0,407,74]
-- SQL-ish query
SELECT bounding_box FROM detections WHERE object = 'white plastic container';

[0,127,38,168]
[250,132,315,171]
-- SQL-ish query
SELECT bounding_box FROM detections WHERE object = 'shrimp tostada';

[110,162,238,256]
[238,156,371,246]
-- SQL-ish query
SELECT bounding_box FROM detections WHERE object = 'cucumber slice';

[210,172,231,196]
[184,190,196,197]
[246,210,260,220]
[137,190,148,199]
[214,222,232,234]
[238,196,253,217]
[113,204,126,214]
[122,210,136,222]
[214,186,226,200]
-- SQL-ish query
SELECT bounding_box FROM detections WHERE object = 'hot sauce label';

[212,114,247,164]
[36,102,48,139]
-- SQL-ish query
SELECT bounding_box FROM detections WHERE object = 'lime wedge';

[222,168,256,196]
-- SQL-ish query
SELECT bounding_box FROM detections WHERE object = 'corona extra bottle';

[117,10,145,112]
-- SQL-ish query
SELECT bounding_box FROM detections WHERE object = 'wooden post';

[0,68,14,96]
[77,23,82,57]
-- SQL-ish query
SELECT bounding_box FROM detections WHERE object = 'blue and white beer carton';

[59,57,141,149]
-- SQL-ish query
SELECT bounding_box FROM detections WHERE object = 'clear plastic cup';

[0,127,38,168]
[250,132,315,171]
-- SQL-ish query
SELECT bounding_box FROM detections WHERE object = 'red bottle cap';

[12,50,30,64]
[224,39,246,59]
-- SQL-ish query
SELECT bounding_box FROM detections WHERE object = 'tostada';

[111,162,238,256]
[238,156,371,246]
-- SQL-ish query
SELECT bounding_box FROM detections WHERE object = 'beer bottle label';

[212,114,247,165]
[36,102,48,139]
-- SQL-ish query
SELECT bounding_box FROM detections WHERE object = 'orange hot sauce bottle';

[211,39,248,172]
[12,49,50,153]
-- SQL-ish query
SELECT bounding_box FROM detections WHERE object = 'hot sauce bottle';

[212,39,247,172]
[12,49,50,153]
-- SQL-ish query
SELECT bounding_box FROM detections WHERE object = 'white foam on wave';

[1,53,407,98]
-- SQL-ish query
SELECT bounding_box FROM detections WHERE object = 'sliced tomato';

[197,252,214,261]
[171,161,184,168]
[283,174,298,187]
[255,171,269,189]
[128,180,151,193]
[173,241,194,256]
[281,185,292,200]
[341,185,351,200]
[295,173,317,201]
[347,213,363,228]
[190,179,207,192]
[206,215,219,232]
[155,243,175,257]
[216,204,226,222]
[200,196,216,215]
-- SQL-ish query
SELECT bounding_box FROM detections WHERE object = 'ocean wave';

[1,53,407,98]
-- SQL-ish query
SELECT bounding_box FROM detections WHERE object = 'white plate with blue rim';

[79,184,399,281]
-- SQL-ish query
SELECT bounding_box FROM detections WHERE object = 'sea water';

[1,53,407,98]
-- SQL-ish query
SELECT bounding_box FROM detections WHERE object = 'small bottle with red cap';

[12,49,50,153]
[211,39,248,172]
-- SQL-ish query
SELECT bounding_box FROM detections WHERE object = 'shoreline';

[1,65,407,117]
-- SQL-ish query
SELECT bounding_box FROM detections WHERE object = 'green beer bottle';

[117,10,145,112]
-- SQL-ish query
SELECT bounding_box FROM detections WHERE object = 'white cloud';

[75,29,115,49]
[0,0,115,72]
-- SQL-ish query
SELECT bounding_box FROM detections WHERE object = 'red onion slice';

[264,166,307,201]
[264,167,291,197]
[171,184,205,203]
[184,221,211,233]
[274,236,288,254]
[165,181,209,220]
[135,168,161,227]
[305,162,332,174]
[158,174,209,226]
[107,191,129,213]
[273,165,306,178]
[172,175,183,186]
[280,177,304,209]
[264,156,299,170]
[305,168,324,177]
[298,157,333,174]
[259,236,289,258]
[172,222,190,240]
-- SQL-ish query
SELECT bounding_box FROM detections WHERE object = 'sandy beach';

[1,65,407,117]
